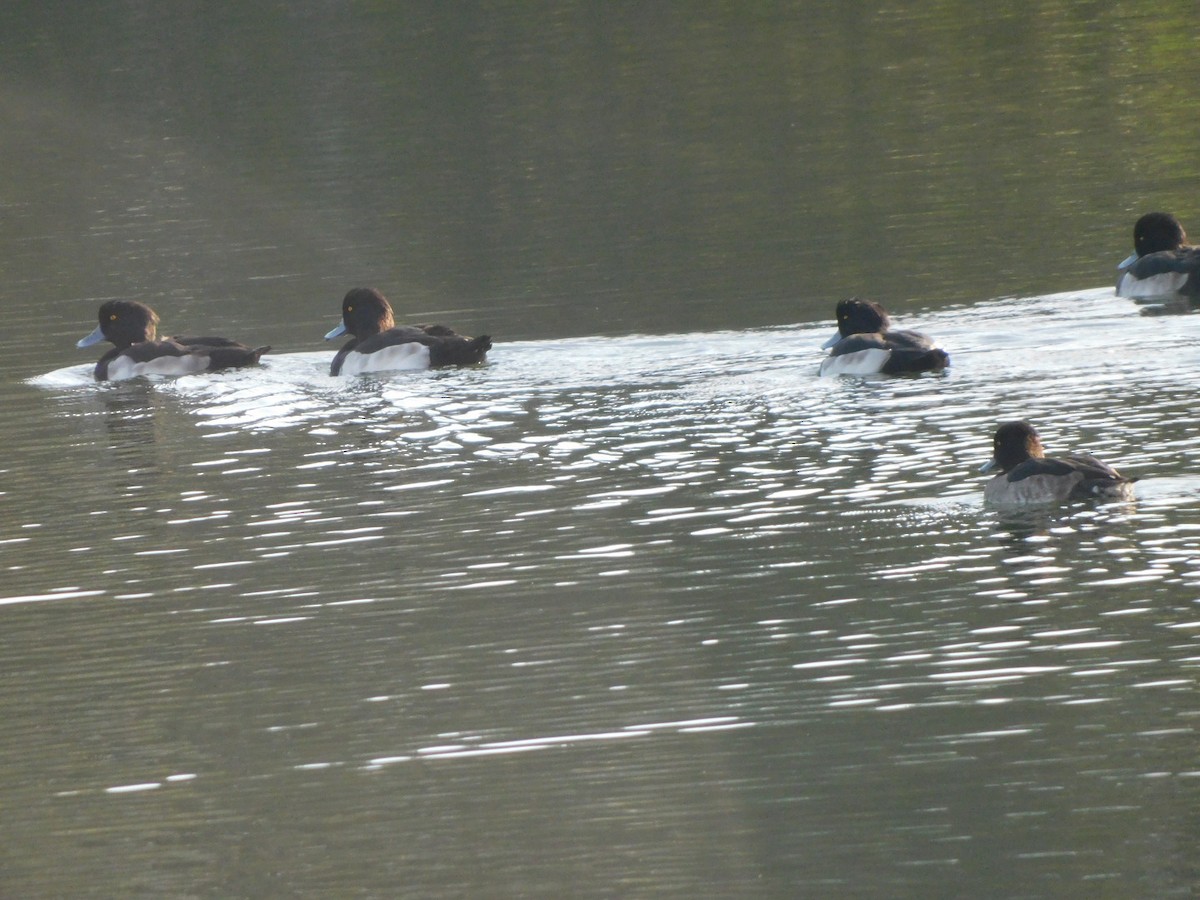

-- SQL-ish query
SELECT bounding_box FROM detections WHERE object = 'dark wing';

[1126,249,1200,281]
[125,339,196,361]
[170,336,268,370]
[172,334,250,349]
[1058,453,1135,499]
[359,326,491,368]
[882,329,937,351]
[352,326,441,353]
[874,329,949,373]
[1060,452,1128,480]
[1004,457,1082,483]
[827,333,889,356]
[414,323,465,338]
[1008,454,1132,500]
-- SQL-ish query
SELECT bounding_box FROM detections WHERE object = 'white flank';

[341,343,432,375]
[819,348,891,377]
[1117,271,1189,299]
[106,353,209,381]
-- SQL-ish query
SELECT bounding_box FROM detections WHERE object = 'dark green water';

[4,3,1200,897]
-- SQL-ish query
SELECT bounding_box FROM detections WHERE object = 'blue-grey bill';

[76,325,104,348]
[821,331,842,349]
[1117,252,1137,270]
[324,322,347,340]
[979,458,999,473]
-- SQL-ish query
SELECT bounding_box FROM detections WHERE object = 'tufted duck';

[77,300,269,382]
[981,421,1135,504]
[325,287,492,376]
[819,298,948,376]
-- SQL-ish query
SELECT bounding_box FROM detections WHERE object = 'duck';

[76,300,269,382]
[981,421,1135,505]
[1116,211,1200,299]
[325,287,492,376]
[819,298,949,376]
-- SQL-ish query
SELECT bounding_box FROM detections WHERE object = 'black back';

[1124,247,1200,284]
[170,335,271,371]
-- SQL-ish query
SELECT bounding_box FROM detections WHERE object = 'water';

[4,3,1200,897]
[11,291,1200,896]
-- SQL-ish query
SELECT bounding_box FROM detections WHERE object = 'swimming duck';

[981,421,1135,504]
[325,287,492,376]
[76,300,269,382]
[819,298,949,376]
[1116,212,1200,299]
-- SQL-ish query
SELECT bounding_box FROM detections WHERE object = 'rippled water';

[7,288,1200,895]
[7,1,1200,893]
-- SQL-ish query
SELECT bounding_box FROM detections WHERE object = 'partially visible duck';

[981,421,1135,505]
[1116,211,1200,299]
[76,300,269,382]
[325,287,492,376]
[819,298,949,376]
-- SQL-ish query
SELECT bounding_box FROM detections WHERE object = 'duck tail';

[885,348,949,374]
[457,334,491,364]
[928,348,950,370]
[207,345,270,371]
[434,334,492,367]
[908,348,950,372]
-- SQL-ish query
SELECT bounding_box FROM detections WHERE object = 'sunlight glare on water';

[25,287,1200,652]
[14,293,1200,896]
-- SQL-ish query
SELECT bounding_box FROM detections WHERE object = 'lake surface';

[4,4,1200,898]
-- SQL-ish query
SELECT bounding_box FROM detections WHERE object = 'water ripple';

[16,288,1200,755]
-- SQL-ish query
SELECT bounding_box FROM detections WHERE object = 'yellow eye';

[109,314,118,321]
[346,305,354,312]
